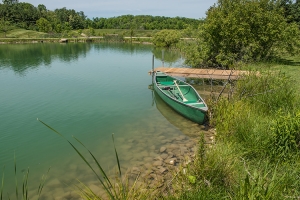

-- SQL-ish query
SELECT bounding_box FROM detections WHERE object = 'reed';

[0,157,50,200]
[0,167,4,200]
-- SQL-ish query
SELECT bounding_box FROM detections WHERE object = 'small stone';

[160,139,169,144]
[160,153,168,159]
[185,142,195,148]
[144,163,152,169]
[180,146,188,154]
[158,167,168,174]
[160,146,167,153]
[168,144,177,149]
[153,160,163,167]
[143,157,153,162]
[167,152,174,157]
[131,167,140,175]
[154,156,163,161]
[165,158,177,165]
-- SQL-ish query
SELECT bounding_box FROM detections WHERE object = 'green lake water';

[0,43,207,199]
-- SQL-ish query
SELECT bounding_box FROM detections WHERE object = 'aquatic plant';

[0,156,50,200]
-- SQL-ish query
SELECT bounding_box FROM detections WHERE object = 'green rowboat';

[153,71,208,124]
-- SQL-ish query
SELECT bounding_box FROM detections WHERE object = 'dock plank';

[152,67,251,80]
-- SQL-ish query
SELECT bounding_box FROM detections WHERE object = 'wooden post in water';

[152,54,154,72]
[162,50,164,67]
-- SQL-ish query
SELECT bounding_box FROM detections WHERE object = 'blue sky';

[21,0,217,19]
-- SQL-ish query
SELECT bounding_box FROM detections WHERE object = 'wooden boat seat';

[157,81,174,86]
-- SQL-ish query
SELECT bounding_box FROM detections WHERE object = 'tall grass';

[0,158,50,200]
[165,67,300,199]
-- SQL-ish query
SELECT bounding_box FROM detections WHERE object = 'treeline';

[91,15,201,30]
[0,0,201,34]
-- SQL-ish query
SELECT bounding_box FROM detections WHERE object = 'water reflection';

[0,43,92,75]
[152,48,183,67]
[0,43,183,76]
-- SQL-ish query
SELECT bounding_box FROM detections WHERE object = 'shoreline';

[0,37,153,45]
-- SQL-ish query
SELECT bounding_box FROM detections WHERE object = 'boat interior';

[156,75,206,108]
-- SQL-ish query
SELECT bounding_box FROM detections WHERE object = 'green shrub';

[269,111,300,161]
[152,30,181,48]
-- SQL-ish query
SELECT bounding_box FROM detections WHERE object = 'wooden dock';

[151,67,251,80]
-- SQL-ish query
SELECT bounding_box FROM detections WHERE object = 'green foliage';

[235,70,296,115]
[212,69,299,159]
[152,30,181,48]
[91,15,201,30]
[36,17,51,33]
[279,0,300,27]
[234,167,283,200]
[0,19,13,37]
[88,27,95,36]
[0,1,202,35]
[269,111,300,161]
[184,0,300,68]
[103,34,124,42]
[169,65,300,199]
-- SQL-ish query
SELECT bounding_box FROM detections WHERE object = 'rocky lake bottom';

[36,121,215,200]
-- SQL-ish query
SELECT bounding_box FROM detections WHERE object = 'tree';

[36,17,51,32]
[2,0,18,5]
[152,30,181,48]
[184,0,300,68]
[0,19,13,37]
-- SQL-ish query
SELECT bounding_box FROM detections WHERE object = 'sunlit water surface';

[0,43,209,199]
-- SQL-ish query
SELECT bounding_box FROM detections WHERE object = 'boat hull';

[153,72,207,124]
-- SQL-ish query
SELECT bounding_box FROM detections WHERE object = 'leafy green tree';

[37,4,47,18]
[36,17,51,32]
[54,23,62,33]
[184,0,300,68]
[0,18,13,37]
[152,30,181,48]
[2,0,18,5]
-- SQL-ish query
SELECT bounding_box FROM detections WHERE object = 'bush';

[152,30,181,48]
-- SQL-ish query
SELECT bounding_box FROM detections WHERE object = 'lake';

[0,43,209,199]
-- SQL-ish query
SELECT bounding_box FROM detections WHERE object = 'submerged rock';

[160,153,168,159]
[153,160,163,167]
[160,146,167,153]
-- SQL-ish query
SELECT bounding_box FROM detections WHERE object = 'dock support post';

[152,54,154,72]
[162,50,164,67]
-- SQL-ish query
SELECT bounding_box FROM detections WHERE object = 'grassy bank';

[0,28,156,44]
[164,58,300,199]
